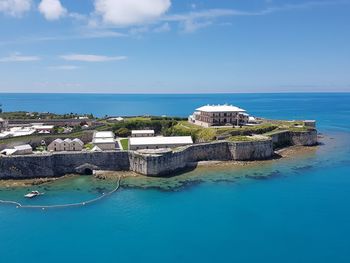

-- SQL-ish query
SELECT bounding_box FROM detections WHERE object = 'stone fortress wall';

[0,130,317,179]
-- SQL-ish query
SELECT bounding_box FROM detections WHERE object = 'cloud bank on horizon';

[0,0,349,93]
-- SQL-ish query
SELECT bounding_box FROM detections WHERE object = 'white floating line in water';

[0,177,121,210]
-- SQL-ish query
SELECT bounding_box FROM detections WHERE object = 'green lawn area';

[169,121,280,142]
[120,138,129,150]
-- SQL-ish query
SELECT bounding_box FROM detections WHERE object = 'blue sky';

[0,0,349,93]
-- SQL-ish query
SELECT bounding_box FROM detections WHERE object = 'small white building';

[1,144,33,155]
[129,136,193,150]
[92,131,116,151]
[32,124,54,134]
[14,144,33,155]
[108,117,124,122]
[131,130,155,137]
[304,120,316,128]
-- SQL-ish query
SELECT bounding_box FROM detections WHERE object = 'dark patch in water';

[246,170,282,180]
[211,178,236,184]
[121,179,205,192]
[173,180,203,192]
[91,187,107,194]
[338,159,350,165]
[292,165,314,172]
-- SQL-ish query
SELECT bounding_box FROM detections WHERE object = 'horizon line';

[0,91,350,95]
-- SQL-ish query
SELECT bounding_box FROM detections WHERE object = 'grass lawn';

[120,138,129,150]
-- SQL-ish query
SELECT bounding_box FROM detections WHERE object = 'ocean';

[0,93,350,263]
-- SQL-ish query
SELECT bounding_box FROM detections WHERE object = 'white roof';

[72,138,84,145]
[91,145,102,152]
[108,117,124,121]
[1,149,17,155]
[32,125,54,129]
[53,138,64,143]
[129,136,193,146]
[196,104,246,113]
[64,138,72,143]
[8,127,36,137]
[14,144,32,151]
[131,130,155,134]
[93,131,114,138]
[93,138,115,144]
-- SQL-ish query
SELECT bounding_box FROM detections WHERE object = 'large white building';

[189,104,249,127]
[129,136,193,150]
[92,131,116,151]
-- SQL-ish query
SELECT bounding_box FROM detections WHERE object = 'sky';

[0,0,349,93]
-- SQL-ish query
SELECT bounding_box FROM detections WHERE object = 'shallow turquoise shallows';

[1,93,350,263]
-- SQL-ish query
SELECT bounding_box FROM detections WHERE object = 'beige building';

[48,138,84,152]
[92,131,116,151]
[0,118,8,132]
[129,136,193,150]
[189,104,249,127]
[131,130,155,137]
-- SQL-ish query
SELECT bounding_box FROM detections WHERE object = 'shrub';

[115,128,131,137]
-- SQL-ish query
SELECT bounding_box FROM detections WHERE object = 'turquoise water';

[1,93,350,263]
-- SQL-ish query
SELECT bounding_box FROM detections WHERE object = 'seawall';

[0,130,317,178]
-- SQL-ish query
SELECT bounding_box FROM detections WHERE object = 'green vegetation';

[84,143,94,150]
[227,135,269,142]
[35,146,46,152]
[0,111,95,120]
[53,126,65,133]
[120,138,129,150]
[110,117,178,135]
[166,121,279,142]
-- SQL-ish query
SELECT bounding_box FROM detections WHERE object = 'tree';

[115,128,131,137]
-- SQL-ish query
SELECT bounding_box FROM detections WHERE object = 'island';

[0,104,317,178]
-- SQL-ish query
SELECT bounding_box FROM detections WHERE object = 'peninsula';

[0,104,317,178]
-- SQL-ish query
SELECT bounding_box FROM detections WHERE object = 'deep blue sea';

[1,93,350,263]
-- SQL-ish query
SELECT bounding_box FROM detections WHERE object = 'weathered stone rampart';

[0,151,129,179]
[268,129,317,148]
[0,130,317,178]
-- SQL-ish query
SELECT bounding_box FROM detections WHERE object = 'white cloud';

[0,53,40,62]
[38,0,66,21]
[182,20,212,33]
[163,9,240,33]
[48,65,80,70]
[61,54,127,62]
[0,0,31,17]
[94,0,171,26]
[153,22,171,33]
